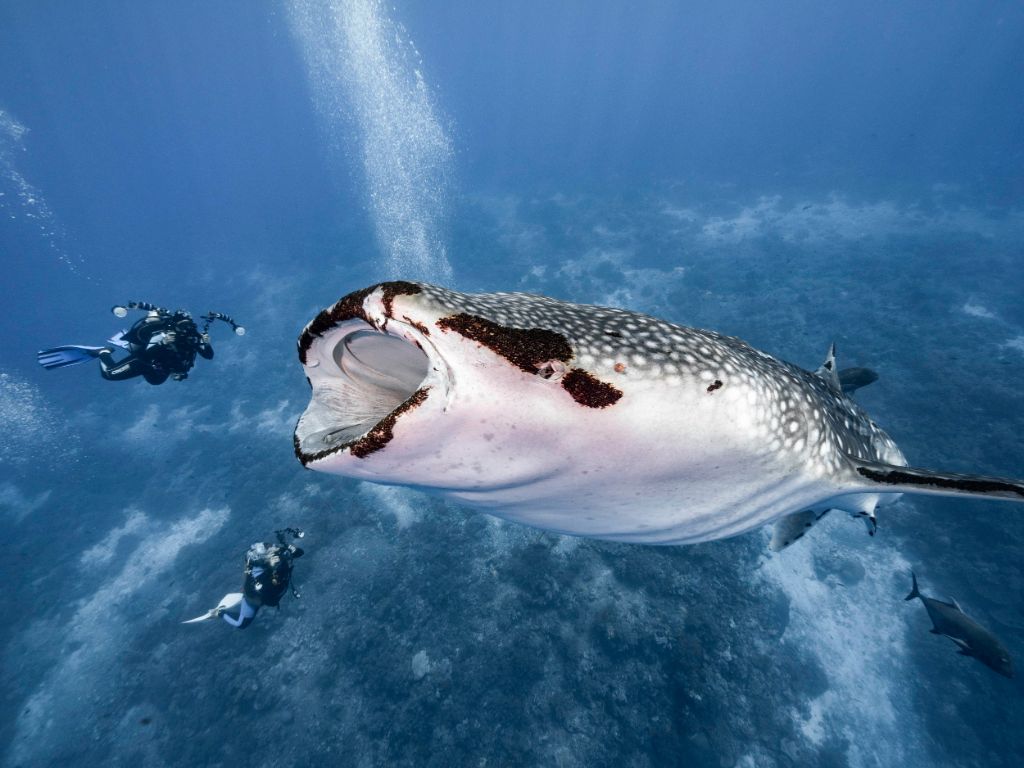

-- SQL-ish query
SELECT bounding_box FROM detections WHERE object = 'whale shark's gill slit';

[295,323,431,463]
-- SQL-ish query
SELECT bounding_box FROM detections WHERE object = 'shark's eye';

[296,323,430,456]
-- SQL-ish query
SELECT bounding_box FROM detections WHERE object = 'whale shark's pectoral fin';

[819,492,880,536]
[846,456,1024,504]
[770,509,831,551]
[844,495,878,536]
[815,342,842,393]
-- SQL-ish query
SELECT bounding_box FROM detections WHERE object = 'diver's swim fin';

[182,592,243,624]
[36,345,108,370]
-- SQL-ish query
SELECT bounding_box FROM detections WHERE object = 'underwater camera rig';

[275,527,305,546]
[110,302,246,336]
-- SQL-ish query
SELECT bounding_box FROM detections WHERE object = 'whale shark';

[293,281,1024,546]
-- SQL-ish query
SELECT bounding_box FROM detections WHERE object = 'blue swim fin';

[36,345,107,370]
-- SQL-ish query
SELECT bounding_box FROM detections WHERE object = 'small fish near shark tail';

[848,455,1024,504]
[837,366,879,395]
[816,343,880,396]
[905,571,921,602]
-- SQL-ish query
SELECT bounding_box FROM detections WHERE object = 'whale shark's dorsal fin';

[816,342,841,392]
[847,455,1024,502]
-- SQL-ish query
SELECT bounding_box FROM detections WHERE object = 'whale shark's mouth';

[295,320,432,464]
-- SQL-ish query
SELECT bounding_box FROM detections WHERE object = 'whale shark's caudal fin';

[848,456,1024,503]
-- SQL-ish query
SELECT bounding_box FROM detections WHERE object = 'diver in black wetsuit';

[37,301,245,384]
[220,528,305,630]
[98,306,213,385]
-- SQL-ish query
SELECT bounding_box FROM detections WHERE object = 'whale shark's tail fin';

[905,571,921,601]
[846,456,1024,504]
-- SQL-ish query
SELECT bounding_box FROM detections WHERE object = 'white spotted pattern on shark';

[294,282,1024,545]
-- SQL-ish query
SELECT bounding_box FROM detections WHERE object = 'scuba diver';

[183,528,305,630]
[37,301,245,385]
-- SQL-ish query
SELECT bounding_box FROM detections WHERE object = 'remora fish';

[905,572,1013,677]
[293,281,1024,545]
[837,366,879,395]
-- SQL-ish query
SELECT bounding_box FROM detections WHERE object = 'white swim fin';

[107,330,131,350]
[182,592,243,624]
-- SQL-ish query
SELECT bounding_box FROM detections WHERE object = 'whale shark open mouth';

[294,319,432,463]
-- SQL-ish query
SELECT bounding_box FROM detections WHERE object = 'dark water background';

[2,2,1023,766]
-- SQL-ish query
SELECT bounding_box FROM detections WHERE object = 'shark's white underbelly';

[333,362,843,544]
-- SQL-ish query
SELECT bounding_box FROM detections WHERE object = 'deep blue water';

[2,2,1023,766]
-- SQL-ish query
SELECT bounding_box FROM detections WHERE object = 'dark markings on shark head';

[437,313,620,408]
[380,281,422,317]
[403,316,430,336]
[436,313,573,372]
[707,379,723,393]
[562,368,622,408]
[350,387,430,458]
[298,281,423,364]
[299,284,376,363]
